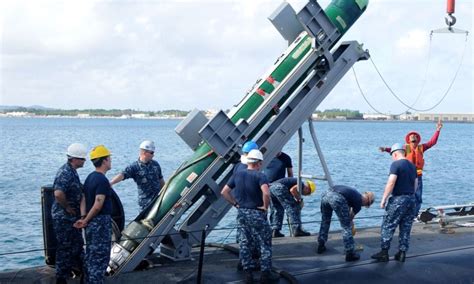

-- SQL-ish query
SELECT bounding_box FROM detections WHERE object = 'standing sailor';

[372,143,417,262]
[74,145,113,283]
[52,143,87,284]
[221,150,277,283]
[379,119,442,215]
[317,185,375,262]
[110,140,165,211]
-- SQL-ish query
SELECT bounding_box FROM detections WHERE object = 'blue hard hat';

[242,141,258,153]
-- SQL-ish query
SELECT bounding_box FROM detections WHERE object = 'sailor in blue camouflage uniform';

[222,149,278,284]
[52,143,87,284]
[269,177,315,238]
[233,141,260,271]
[372,143,417,263]
[317,185,375,262]
[110,140,165,211]
[75,145,113,284]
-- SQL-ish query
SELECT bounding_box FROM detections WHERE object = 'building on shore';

[413,113,474,122]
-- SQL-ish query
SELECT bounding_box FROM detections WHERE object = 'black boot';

[394,250,406,262]
[371,249,389,262]
[245,271,254,284]
[317,241,326,254]
[293,227,311,237]
[272,229,284,238]
[237,261,243,271]
[260,270,279,283]
[56,277,67,284]
[345,251,360,262]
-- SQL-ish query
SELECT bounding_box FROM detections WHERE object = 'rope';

[355,33,469,114]
[0,215,387,257]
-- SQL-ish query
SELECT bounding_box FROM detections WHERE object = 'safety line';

[0,215,387,257]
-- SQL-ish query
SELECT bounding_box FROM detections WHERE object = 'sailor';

[110,140,165,211]
[74,145,113,283]
[379,119,442,215]
[233,140,259,174]
[221,149,277,283]
[233,140,261,271]
[317,185,375,262]
[52,143,87,284]
[264,151,293,182]
[269,178,315,238]
[372,143,417,262]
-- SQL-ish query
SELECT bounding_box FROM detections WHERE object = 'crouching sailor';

[269,178,315,238]
[221,149,278,283]
[52,143,87,283]
[317,185,375,261]
[372,143,417,262]
[75,145,113,284]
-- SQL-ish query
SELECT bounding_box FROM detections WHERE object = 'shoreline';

[0,115,473,123]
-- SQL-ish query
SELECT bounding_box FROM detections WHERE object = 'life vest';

[405,144,424,176]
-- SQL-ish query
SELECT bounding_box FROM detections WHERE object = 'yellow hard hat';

[90,145,111,160]
[306,180,316,194]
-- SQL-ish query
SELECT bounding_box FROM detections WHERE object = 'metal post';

[197,224,209,284]
[308,119,334,188]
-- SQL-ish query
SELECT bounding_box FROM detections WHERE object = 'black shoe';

[317,241,326,254]
[272,229,284,238]
[56,277,67,284]
[345,251,360,262]
[237,261,243,271]
[371,249,389,262]
[260,270,279,283]
[245,271,254,284]
[394,250,406,262]
[293,228,311,237]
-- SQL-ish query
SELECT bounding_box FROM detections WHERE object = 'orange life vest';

[405,144,424,176]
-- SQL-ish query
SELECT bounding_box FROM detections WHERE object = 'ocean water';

[0,117,472,271]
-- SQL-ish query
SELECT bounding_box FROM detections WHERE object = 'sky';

[0,0,472,114]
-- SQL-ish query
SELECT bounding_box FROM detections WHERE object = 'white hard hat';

[390,143,405,155]
[67,143,87,159]
[246,149,263,163]
[140,140,155,152]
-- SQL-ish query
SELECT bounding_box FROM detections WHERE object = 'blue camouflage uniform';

[227,169,272,272]
[83,171,112,284]
[318,185,362,253]
[52,162,84,279]
[122,159,163,211]
[380,159,417,252]
[269,177,302,233]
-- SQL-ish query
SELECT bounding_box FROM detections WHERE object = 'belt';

[393,193,414,196]
[239,207,266,212]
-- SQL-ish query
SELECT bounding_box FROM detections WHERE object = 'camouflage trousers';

[380,195,416,252]
[237,208,272,272]
[270,183,302,233]
[84,215,111,284]
[415,176,423,215]
[53,217,84,279]
[318,191,354,253]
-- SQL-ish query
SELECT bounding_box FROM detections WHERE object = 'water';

[0,117,473,271]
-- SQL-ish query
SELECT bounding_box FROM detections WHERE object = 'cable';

[355,33,469,114]
[0,215,387,257]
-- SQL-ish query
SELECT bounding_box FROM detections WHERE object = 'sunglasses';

[146,151,155,155]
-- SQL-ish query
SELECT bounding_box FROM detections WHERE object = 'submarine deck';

[1,222,473,283]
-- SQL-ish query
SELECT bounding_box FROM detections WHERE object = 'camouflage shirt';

[52,162,83,220]
[123,159,163,209]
